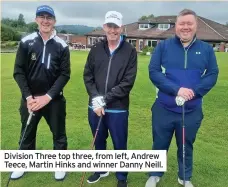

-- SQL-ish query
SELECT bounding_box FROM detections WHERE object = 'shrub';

[141,46,154,55]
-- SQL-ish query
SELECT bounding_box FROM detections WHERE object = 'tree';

[70,31,78,35]
[1,18,18,27]
[226,22,228,27]
[1,24,16,41]
[18,14,26,27]
[139,14,155,21]
[148,14,155,19]
[13,32,22,41]
[139,16,148,21]
[59,29,67,34]
[27,22,38,33]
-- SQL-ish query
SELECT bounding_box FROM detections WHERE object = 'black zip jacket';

[83,36,137,110]
[13,31,70,100]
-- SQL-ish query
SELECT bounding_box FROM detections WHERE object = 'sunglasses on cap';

[106,23,120,29]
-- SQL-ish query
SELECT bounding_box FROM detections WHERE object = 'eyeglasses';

[106,23,120,29]
[37,15,54,21]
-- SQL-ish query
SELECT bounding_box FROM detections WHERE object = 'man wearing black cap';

[12,5,70,180]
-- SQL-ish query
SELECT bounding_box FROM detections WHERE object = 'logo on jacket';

[196,52,201,54]
[31,53,36,61]
[29,39,36,46]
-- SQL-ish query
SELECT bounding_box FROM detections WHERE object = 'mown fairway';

[1,51,228,187]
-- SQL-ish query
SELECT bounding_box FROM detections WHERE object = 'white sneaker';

[145,176,160,187]
[178,178,194,187]
[55,171,66,181]
[10,171,25,179]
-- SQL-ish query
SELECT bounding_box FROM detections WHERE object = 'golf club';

[6,112,34,187]
[182,105,186,187]
[79,114,103,187]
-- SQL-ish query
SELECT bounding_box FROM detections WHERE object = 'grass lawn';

[1,51,228,187]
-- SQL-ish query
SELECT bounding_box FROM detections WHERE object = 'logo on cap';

[104,11,123,27]
[107,14,121,20]
[36,5,55,17]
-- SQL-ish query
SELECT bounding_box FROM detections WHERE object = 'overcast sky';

[2,1,228,27]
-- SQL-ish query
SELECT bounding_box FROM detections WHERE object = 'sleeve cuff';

[46,94,52,100]
[174,86,181,96]
[26,95,32,100]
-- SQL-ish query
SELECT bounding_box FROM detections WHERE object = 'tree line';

[1,14,38,41]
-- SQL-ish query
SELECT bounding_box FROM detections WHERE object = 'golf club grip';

[26,112,33,125]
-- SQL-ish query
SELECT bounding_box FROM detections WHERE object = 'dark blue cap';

[36,5,55,17]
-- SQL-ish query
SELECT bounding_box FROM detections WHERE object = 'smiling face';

[175,14,197,43]
[103,23,123,43]
[35,13,56,35]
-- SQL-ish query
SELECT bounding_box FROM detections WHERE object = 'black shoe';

[87,172,109,183]
[117,180,128,187]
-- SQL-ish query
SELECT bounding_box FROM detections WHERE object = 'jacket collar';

[37,29,57,43]
[174,34,197,48]
[102,34,126,56]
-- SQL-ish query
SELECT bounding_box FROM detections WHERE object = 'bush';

[1,41,19,51]
[1,24,22,41]
[7,41,18,47]
[13,32,22,41]
[141,46,154,55]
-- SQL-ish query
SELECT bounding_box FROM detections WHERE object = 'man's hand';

[92,96,106,116]
[177,87,194,101]
[93,108,105,116]
[30,95,51,111]
[26,96,36,113]
[175,96,185,106]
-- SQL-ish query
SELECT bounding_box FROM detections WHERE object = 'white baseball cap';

[104,11,123,27]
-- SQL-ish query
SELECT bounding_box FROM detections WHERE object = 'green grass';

[1,51,228,187]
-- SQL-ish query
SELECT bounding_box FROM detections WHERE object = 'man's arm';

[192,45,219,98]
[46,46,71,99]
[83,49,99,97]
[13,41,32,99]
[148,42,181,96]
[104,48,137,104]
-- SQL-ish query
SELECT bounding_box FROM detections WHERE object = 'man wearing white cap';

[83,11,138,187]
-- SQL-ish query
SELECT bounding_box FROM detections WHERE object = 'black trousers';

[18,96,67,150]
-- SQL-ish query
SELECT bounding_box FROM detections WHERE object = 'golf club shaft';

[6,112,34,187]
[80,115,103,187]
[182,105,186,187]
[90,115,103,149]
[19,112,33,149]
[6,176,11,187]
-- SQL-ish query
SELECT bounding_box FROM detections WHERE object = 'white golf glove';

[175,96,185,106]
[92,96,106,109]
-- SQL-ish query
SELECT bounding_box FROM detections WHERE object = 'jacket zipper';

[184,50,187,69]
[39,32,55,65]
[47,53,51,69]
[41,41,47,64]
[104,37,122,94]
[105,56,113,94]
[181,38,196,69]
